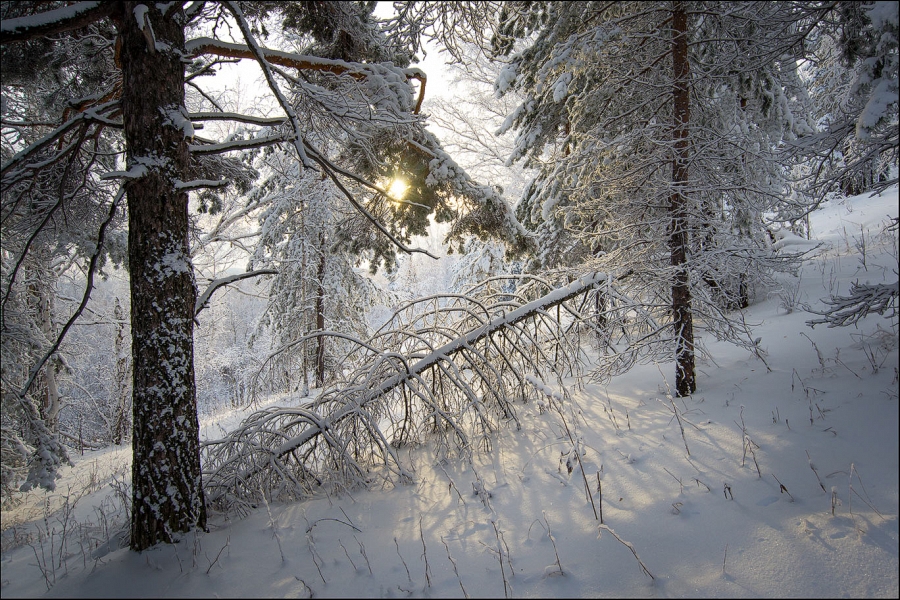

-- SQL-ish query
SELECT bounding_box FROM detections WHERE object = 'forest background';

[0,2,897,596]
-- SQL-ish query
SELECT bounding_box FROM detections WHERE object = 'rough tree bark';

[120,1,206,550]
[670,1,696,396]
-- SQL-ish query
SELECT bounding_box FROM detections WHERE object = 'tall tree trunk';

[121,2,206,550]
[315,238,327,388]
[670,2,696,397]
[112,298,131,445]
[38,280,62,430]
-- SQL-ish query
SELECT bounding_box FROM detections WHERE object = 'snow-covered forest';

[1,1,897,598]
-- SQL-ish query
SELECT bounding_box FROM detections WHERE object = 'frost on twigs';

[805,280,899,328]
[202,273,608,515]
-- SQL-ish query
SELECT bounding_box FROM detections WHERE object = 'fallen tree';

[202,272,610,513]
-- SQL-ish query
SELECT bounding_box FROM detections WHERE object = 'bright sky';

[374,1,453,101]
[198,3,453,110]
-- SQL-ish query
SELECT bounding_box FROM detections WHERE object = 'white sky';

[197,3,453,111]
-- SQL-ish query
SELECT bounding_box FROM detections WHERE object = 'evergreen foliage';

[1,0,896,545]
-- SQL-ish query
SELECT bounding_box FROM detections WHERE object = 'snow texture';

[1,187,897,598]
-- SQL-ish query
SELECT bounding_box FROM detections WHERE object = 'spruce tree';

[487,1,821,394]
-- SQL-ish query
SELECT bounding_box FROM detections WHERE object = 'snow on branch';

[0,1,117,44]
[12,186,125,492]
[99,165,148,181]
[185,37,427,114]
[1,101,120,181]
[202,272,610,513]
[184,37,370,78]
[188,133,288,155]
[806,280,899,328]
[174,178,229,191]
[194,269,278,317]
[189,112,287,127]
[303,145,439,260]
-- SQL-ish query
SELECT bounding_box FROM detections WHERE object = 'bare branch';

[195,269,278,317]
[15,187,125,401]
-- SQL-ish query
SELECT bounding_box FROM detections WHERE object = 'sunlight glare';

[387,177,409,201]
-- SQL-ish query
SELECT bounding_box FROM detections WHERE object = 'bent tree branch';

[806,280,899,328]
[194,269,278,317]
[202,272,610,511]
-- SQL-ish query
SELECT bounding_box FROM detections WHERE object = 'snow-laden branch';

[12,186,125,492]
[185,37,427,114]
[303,145,439,260]
[185,37,370,78]
[221,2,314,167]
[174,178,229,191]
[0,1,117,44]
[1,101,119,180]
[188,133,288,155]
[806,280,899,328]
[202,272,610,511]
[378,272,608,380]
[189,112,287,126]
[194,269,278,317]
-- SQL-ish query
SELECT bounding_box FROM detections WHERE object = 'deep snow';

[1,187,897,598]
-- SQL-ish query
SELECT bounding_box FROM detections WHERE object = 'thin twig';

[306,517,362,534]
[206,536,230,574]
[354,536,373,575]
[491,521,511,597]
[692,477,711,492]
[596,472,604,524]
[542,512,564,576]
[597,524,654,579]
[663,467,684,494]
[394,537,412,583]
[441,536,469,599]
[670,398,691,456]
[339,538,358,570]
[850,464,886,520]
[806,450,826,492]
[772,473,794,501]
[419,516,432,588]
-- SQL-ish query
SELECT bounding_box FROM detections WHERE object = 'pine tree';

[2,1,525,537]
[484,1,821,395]
[115,1,208,548]
[789,2,899,333]
[251,164,391,395]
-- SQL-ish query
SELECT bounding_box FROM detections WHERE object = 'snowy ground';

[1,187,897,598]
